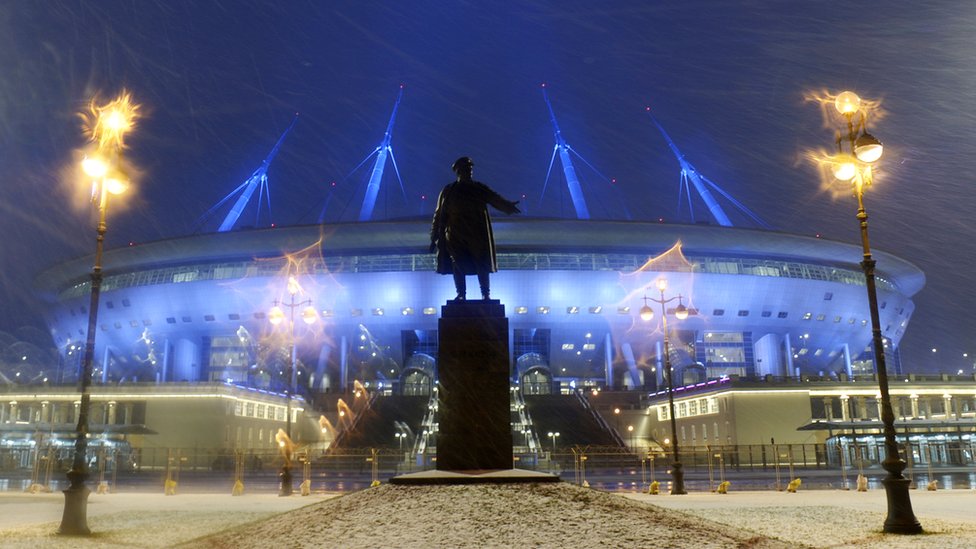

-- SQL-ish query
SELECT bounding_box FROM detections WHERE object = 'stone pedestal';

[436,300,512,471]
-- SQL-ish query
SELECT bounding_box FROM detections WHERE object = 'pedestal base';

[390,468,558,485]
[437,300,512,471]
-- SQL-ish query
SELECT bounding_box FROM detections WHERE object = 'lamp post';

[269,275,317,496]
[816,91,921,534]
[640,277,689,495]
[60,91,139,536]
[547,431,560,454]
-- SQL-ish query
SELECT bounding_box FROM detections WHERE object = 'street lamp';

[395,432,406,452]
[547,431,560,454]
[817,90,921,534]
[59,91,139,536]
[640,277,689,495]
[269,275,317,496]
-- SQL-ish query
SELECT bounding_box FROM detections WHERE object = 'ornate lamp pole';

[60,91,139,536]
[821,90,921,534]
[640,277,689,495]
[269,275,317,496]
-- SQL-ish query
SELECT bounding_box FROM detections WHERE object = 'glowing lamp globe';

[302,306,317,324]
[639,304,653,322]
[81,156,108,178]
[268,306,285,325]
[854,132,884,163]
[834,91,861,115]
[833,161,857,182]
[675,303,689,320]
[104,178,129,195]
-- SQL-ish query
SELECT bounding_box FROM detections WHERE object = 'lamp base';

[279,466,293,497]
[58,482,92,536]
[881,475,922,534]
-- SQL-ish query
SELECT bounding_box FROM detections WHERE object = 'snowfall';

[1,482,975,548]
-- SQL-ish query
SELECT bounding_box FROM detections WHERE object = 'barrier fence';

[2,442,974,494]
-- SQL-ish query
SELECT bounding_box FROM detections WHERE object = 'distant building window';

[253,312,266,320]
[761,311,772,318]
[833,316,842,323]
[182,316,192,323]
[228,313,240,320]
[106,301,115,309]
[350,309,363,317]
[816,314,825,321]
[823,292,833,301]
[880,301,887,309]
[713,309,725,316]
[142,319,151,326]
[617,307,630,314]
[737,310,749,317]
[114,321,122,329]
[129,320,139,328]
[777,312,788,319]
[802,312,812,320]
[588,306,602,314]
[122,298,131,307]
[204,315,216,322]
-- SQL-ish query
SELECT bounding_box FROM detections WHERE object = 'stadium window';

[228,313,240,320]
[802,312,812,320]
[166,317,177,324]
[823,292,833,301]
[761,311,772,318]
[617,306,630,315]
[712,309,725,316]
[816,314,825,321]
[106,301,115,309]
[204,315,216,322]
[833,316,842,323]
[777,312,788,319]
[181,316,192,323]
[129,320,139,328]
[122,298,131,307]
[566,306,579,314]
[737,310,749,317]
[537,306,550,315]
[515,306,528,315]
[588,306,602,314]
[253,312,266,320]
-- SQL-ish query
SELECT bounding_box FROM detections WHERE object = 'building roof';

[34,219,925,297]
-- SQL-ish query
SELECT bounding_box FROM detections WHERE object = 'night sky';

[1,1,974,373]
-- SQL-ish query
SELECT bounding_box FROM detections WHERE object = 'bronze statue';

[430,157,520,300]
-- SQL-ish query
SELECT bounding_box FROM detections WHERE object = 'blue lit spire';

[357,85,407,222]
[197,114,298,233]
[541,84,590,220]
[646,107,769,229]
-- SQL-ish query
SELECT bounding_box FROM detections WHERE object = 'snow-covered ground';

[1,484,974,548]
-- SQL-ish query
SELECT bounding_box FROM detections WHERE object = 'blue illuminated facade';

[35,218,924,396]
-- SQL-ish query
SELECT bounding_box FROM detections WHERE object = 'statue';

[430,157,520,300]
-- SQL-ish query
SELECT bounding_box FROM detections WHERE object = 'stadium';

[33,94,925,399]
